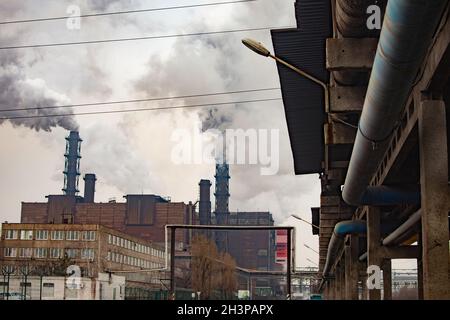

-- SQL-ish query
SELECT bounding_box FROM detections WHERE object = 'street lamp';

[290,214,319,231]
[306,258,318,267]
[304,244,319,255]
[242,38,329,111]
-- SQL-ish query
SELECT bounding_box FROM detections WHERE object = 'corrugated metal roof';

[271,0,331,175]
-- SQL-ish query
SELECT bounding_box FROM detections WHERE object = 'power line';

[0,0,257,25]
[0,97,282,120]
[0,87,280,113]
[0,26,286,50]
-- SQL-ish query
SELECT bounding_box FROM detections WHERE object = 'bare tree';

[191,235,237,300]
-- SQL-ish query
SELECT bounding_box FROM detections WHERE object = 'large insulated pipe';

[382,209,421,246]
[342,0,448,206]
[323,220,367,277]
[359,209,422,261]
[360,186,420,206]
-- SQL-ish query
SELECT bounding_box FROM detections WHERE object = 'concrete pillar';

[417,231,424,300]
[419,100,450,299]
[367,206,382,300]
[337,265,345,299]
[345,235,359,300]
[382,259,392,300]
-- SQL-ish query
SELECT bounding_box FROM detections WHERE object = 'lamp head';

[242,38,271,57]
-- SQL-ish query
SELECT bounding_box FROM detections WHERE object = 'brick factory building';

[0,223,167,300]
[21,194,196,246]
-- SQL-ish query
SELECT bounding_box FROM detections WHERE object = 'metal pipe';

[169,227,176,300]
[359,209,422,260]
[383,209,421,246]
[342,0,447,206]
[360,186,420,206]
[323,220,367,277]
[287,228,292,300]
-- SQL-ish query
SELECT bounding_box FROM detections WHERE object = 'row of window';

[107,251,163,269]
[107,234,164,258]
[3,247,95,260]
[4,230,96,241]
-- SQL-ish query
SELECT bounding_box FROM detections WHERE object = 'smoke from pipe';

[0,51,79,132]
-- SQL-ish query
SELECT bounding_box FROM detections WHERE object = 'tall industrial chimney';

[63,131,82,196]
[199,179,212,225]
[215,139,230,252]
[83,174,96,203]
[214,163,230,215]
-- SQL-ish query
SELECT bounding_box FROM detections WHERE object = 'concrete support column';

[345,235,359,300]
[358,260,367,300]
[417,231,424,300]
[367,206,382,300]
[338,265,345,299]
[419,100,450,299]
[382,259,392,300]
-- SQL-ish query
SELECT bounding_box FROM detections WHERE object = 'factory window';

[65,249,79,259]
[119,238,124,247]
[66,231,79,241]
[34,248,48,258]
[20,230,33,240]
[50,248,62,259]
[82,231,96,241]
[51,231,64,240]
[257,249,268,256]
[42,283,55,298]
[111,252,116,262]
[112,235,116,245]
[107,251,111,261]
[4,247,17,257]
[35,230,48,240]
[5,230,18,240]
[19,248,32,258]
[81,248,94,260]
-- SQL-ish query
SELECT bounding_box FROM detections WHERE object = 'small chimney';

[199,180,212,225]
[83,174,96,203]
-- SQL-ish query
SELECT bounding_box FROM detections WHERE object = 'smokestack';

[215,163,230,216]
[83,174,96,203]
[63,131,82,196]
[199,179,212,225]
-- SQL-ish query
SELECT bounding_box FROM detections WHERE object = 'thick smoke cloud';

[0,51,79,132]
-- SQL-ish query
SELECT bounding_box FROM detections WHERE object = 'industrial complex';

[0,0,449,302]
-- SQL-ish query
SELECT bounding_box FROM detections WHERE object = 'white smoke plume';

[0,51,79,132]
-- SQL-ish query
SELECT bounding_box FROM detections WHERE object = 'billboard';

[275,230,288,266]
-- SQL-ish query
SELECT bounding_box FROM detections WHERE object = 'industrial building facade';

[0,223,166,299]
[21,195,194,246]
[270,0,450,299]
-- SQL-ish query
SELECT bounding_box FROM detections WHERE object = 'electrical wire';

[0,26,290,50]
[0,0,257,25]
[0,87,280,113]
[0,97,282,121]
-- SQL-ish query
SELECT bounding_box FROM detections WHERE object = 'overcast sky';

[0,0,415,270]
